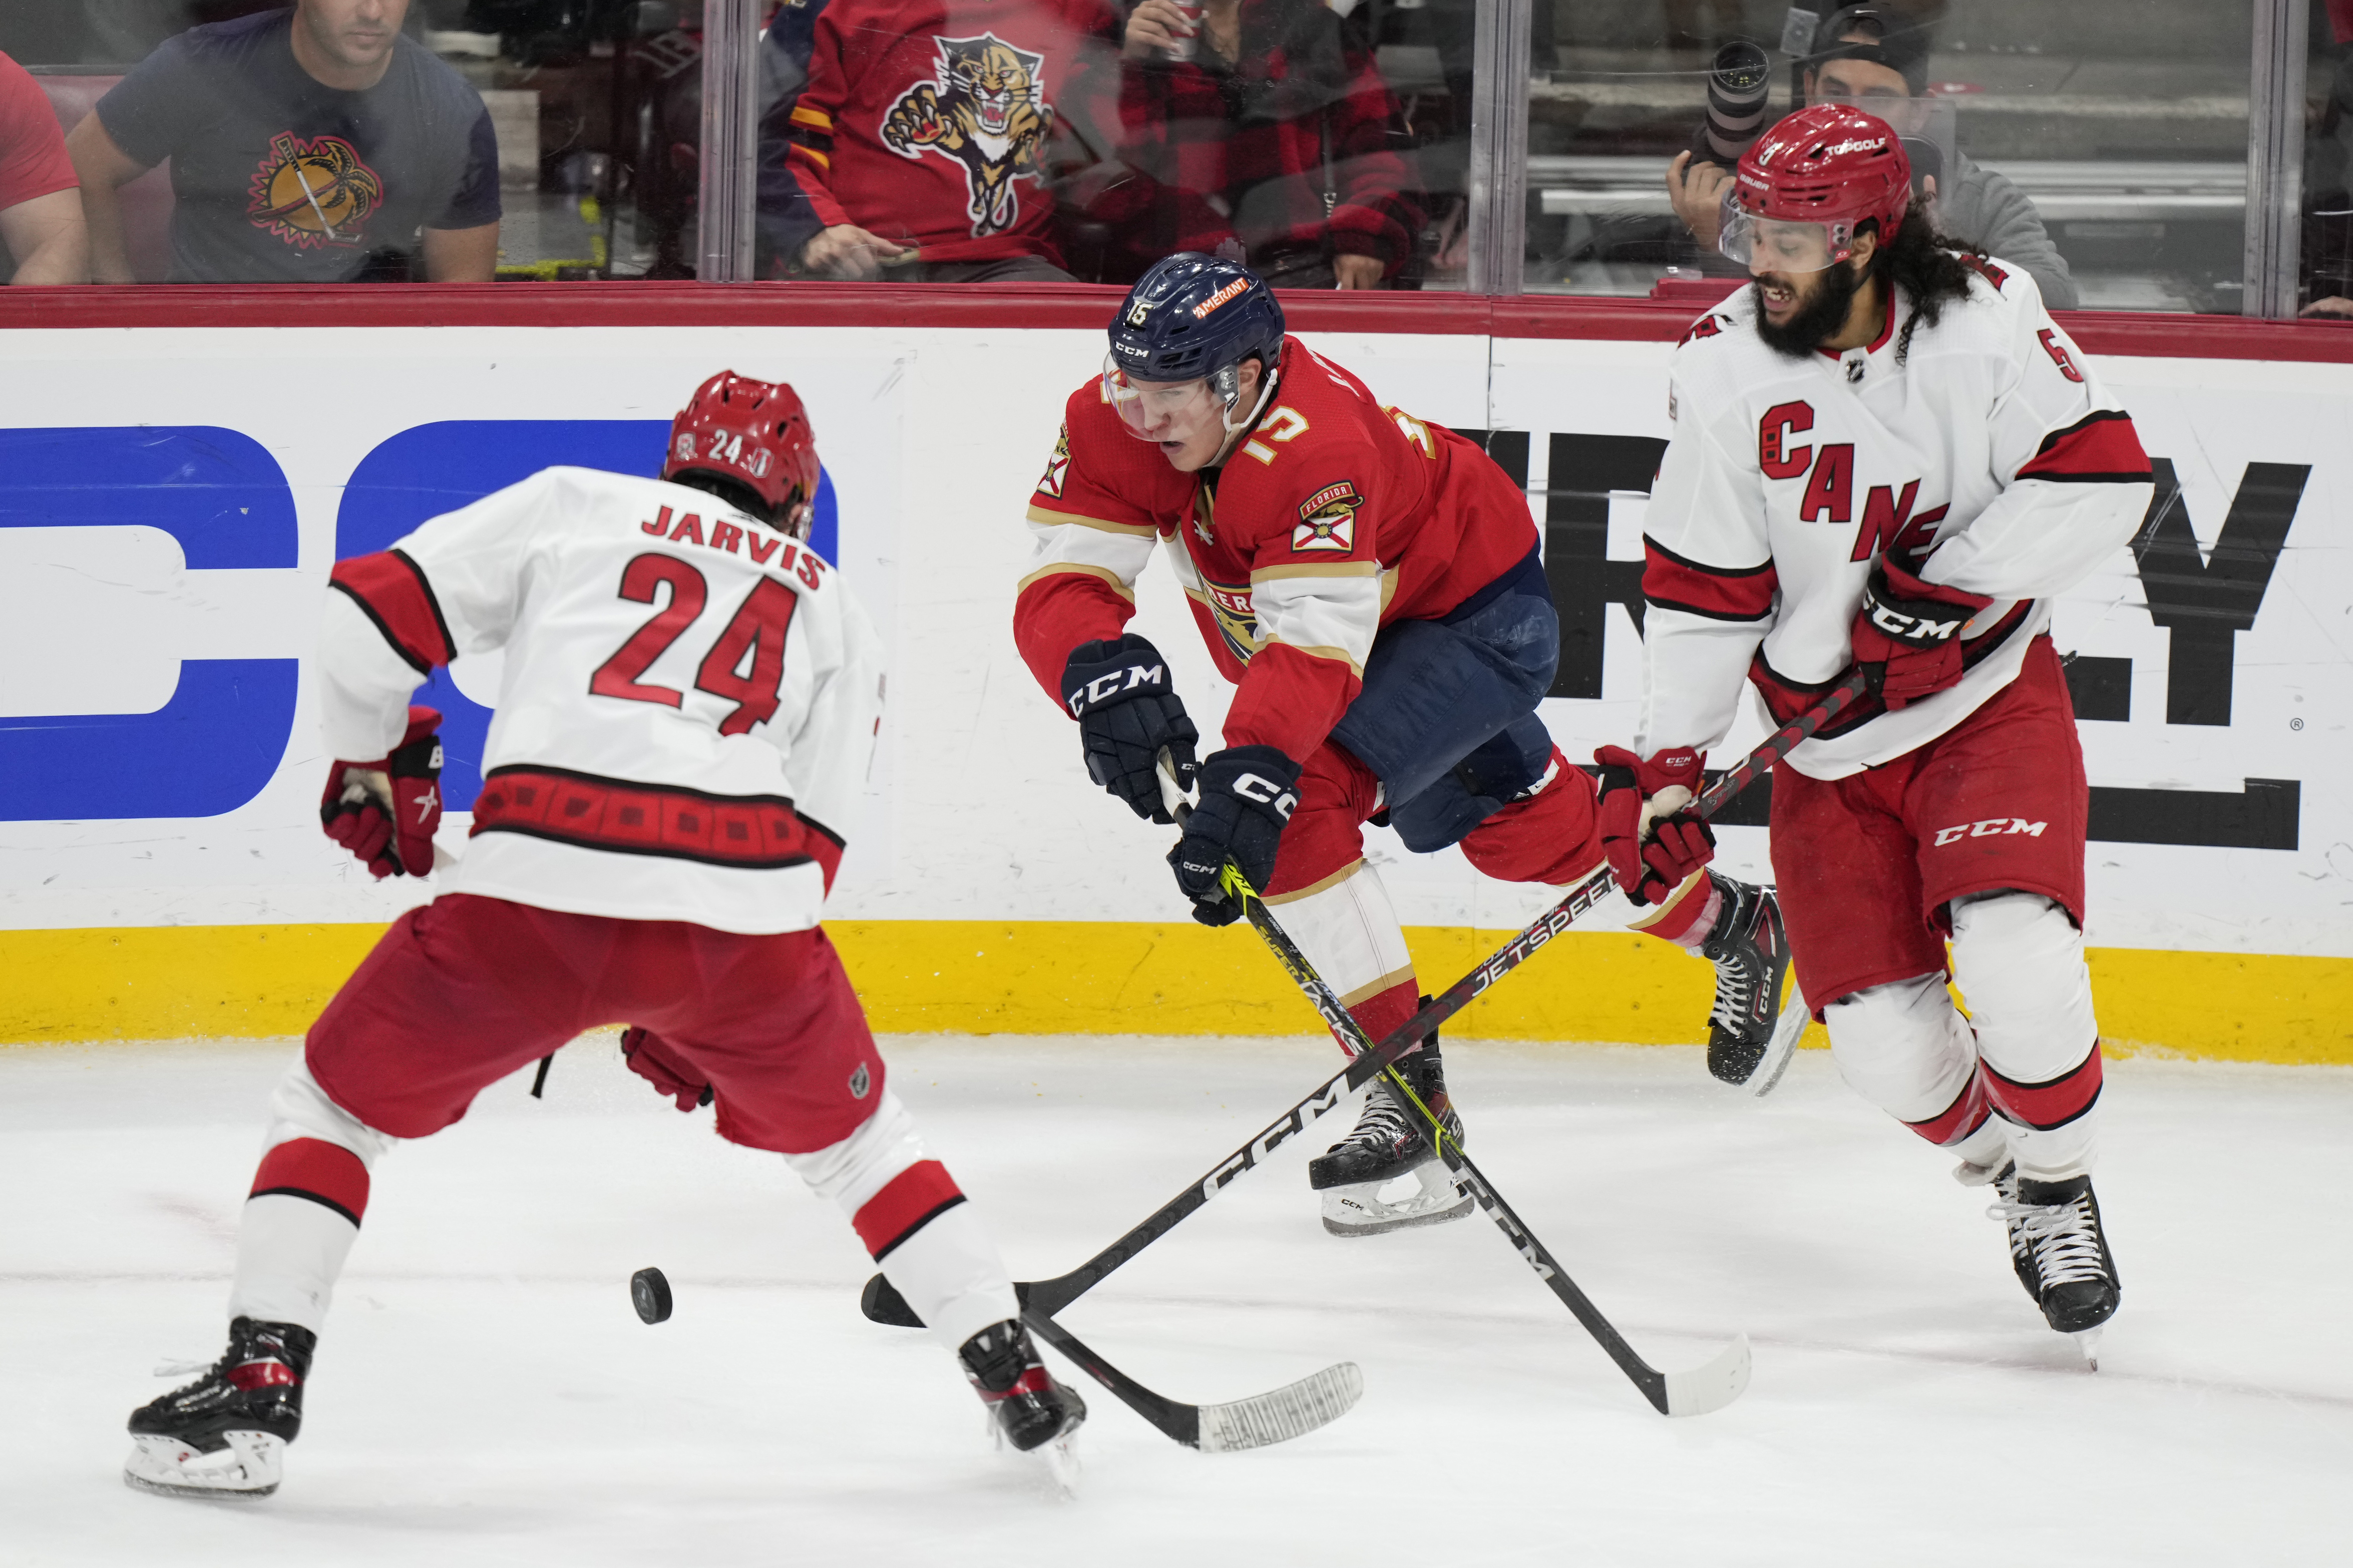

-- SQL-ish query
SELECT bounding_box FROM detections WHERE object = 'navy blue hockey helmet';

[1106,253,1286,387]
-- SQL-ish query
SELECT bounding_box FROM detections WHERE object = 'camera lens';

[1704,40,1773,163]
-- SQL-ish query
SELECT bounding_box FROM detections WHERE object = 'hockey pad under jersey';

[765,0,1120,267]
[1636,257,2154,780]
[1012,336,1538,762]
[320,467,884,934]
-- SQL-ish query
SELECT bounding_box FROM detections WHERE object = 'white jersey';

[1635,257,2154,779]
[318,466,884,934]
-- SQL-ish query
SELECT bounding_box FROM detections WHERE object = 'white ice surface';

[5,1035,2348,1565]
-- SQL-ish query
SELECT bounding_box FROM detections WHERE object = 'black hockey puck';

[630,1266,673,1325]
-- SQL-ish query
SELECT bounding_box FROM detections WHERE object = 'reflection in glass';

[1528,2,2254,314]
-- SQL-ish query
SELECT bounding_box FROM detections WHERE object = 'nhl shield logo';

[848,1063,872,1100]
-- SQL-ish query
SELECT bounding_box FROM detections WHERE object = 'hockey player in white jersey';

[1604,105,2153,1355]
[124,372,1083,1498]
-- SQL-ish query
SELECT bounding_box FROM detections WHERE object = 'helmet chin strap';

[1210,362,1282,467]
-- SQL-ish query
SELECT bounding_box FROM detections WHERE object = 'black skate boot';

[124,1317,315,1498]
[1697,874,1792,1087]
[1956,1157,2039,1304]
[1307,1012,1470,1238]
[1993,1175,2121,1362]
[960,1319,1086,1455]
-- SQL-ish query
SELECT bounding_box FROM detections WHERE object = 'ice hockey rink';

[5,1031,2345,1566]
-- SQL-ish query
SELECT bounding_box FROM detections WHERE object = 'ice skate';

[1955,1156,2039,1303]
[1989,1174,2120,1361]
[123,1317,314,1498]
[1308,1023,1470,1237]
[1697,874,1791,1086]
[962,1318,1085,1487]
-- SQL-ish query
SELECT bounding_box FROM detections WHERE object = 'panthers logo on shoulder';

[880,34,1055,237]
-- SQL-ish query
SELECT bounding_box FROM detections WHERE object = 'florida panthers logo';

[880,34,1054,237]
[246,133,381,249]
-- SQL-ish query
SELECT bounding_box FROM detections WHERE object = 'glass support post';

[1467,0,1533,296]
[2244,0,2310,317]
[700,0,761,283]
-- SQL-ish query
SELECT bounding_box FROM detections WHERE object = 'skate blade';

[1742,980,1808,1099]
[122,1432,282,1499]
[2072,1326,2103,1371]
[1320,1165,1471,1238]
[1031,1432,1081,1498]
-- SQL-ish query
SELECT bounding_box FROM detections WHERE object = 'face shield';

[1101,354,1230,444]
[1718,193,1856,274]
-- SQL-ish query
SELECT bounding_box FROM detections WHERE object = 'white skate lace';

[1987,1194,2105,1288]
[1342,1087,1416,1151]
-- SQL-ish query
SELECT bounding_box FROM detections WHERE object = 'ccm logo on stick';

[1933,818,2048,846]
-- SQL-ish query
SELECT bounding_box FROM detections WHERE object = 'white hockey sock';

[1950,893,2102,1182]
[786,1091,1018,1354]
[227,1054,395,1334]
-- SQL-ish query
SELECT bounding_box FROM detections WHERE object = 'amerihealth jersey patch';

[1293,482,1361,553]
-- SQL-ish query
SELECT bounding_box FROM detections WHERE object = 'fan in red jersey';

[1624,104,2154,1359]
[123,371,1083,1502]
[1014,254,1794,1238]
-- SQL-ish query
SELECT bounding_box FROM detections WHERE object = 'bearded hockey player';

[1616,105,2151,1355]
[1013,254,1791,1238]
[124,372,1083,1499]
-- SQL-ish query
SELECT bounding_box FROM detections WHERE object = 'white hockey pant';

[1823,892,2102,1182]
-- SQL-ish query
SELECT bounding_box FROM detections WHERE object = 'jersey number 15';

[589,552,799,735]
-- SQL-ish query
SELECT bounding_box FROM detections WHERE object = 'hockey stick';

[863,676,1868,1357]
[1022,1309,1364,1453]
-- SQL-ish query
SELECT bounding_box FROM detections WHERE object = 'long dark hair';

[1870,201,1985,364]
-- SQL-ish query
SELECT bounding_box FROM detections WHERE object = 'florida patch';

[1037,423,1069,497]
[1293,482,1361,553]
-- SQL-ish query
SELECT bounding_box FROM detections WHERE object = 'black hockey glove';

[1061,634,1199,824]
[1167,746,1301,927]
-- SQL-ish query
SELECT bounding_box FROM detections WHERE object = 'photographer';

[1664,6,2076,309]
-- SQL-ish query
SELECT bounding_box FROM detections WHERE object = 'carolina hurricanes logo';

[247,133,382,249]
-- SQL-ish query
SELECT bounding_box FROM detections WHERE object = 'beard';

[1754,262,1862,358]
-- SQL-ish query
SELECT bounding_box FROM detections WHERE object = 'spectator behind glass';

[0,49,88,284]
[1083,0,1421,288]
[756,0,1122,282]
[1664,5,2077,309]
[2303,0,2353,320]
[66,0,499,284]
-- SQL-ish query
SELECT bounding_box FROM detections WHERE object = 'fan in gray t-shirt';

[78,5,499,283]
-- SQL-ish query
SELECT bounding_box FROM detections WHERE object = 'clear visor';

[1718,194,1853,274]
[1102,354,1228,443]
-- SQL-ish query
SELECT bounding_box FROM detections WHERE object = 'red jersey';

[1014,336,1538,761]
[0,51,77,211]
[773,0,1118,266]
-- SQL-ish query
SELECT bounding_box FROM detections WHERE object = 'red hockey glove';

[1593,744,1714,907]
[319,706,444,879]
[620,1026,713,1112]
[1849,555,1994,711]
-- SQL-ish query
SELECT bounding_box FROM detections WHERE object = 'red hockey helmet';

[1721,103,1911,273]
[664,371,822,538]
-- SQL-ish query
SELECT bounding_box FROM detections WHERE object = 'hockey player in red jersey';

[1616,105,2151,1355]
[1014,254,1792,1237]
[124,372,1083,1499]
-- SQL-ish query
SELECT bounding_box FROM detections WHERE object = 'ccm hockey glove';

[1167,746,1301,927]
[620,1026,713,1112]
[1849,555,1994,711]
[1593,744,1713,907]
[319,705,444,878]
[1062,634,1200,824]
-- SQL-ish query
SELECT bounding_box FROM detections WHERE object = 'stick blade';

[1196,1361,1363,1453]
[1662,1334,1752,1417]
[1747,981,1808,1100]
